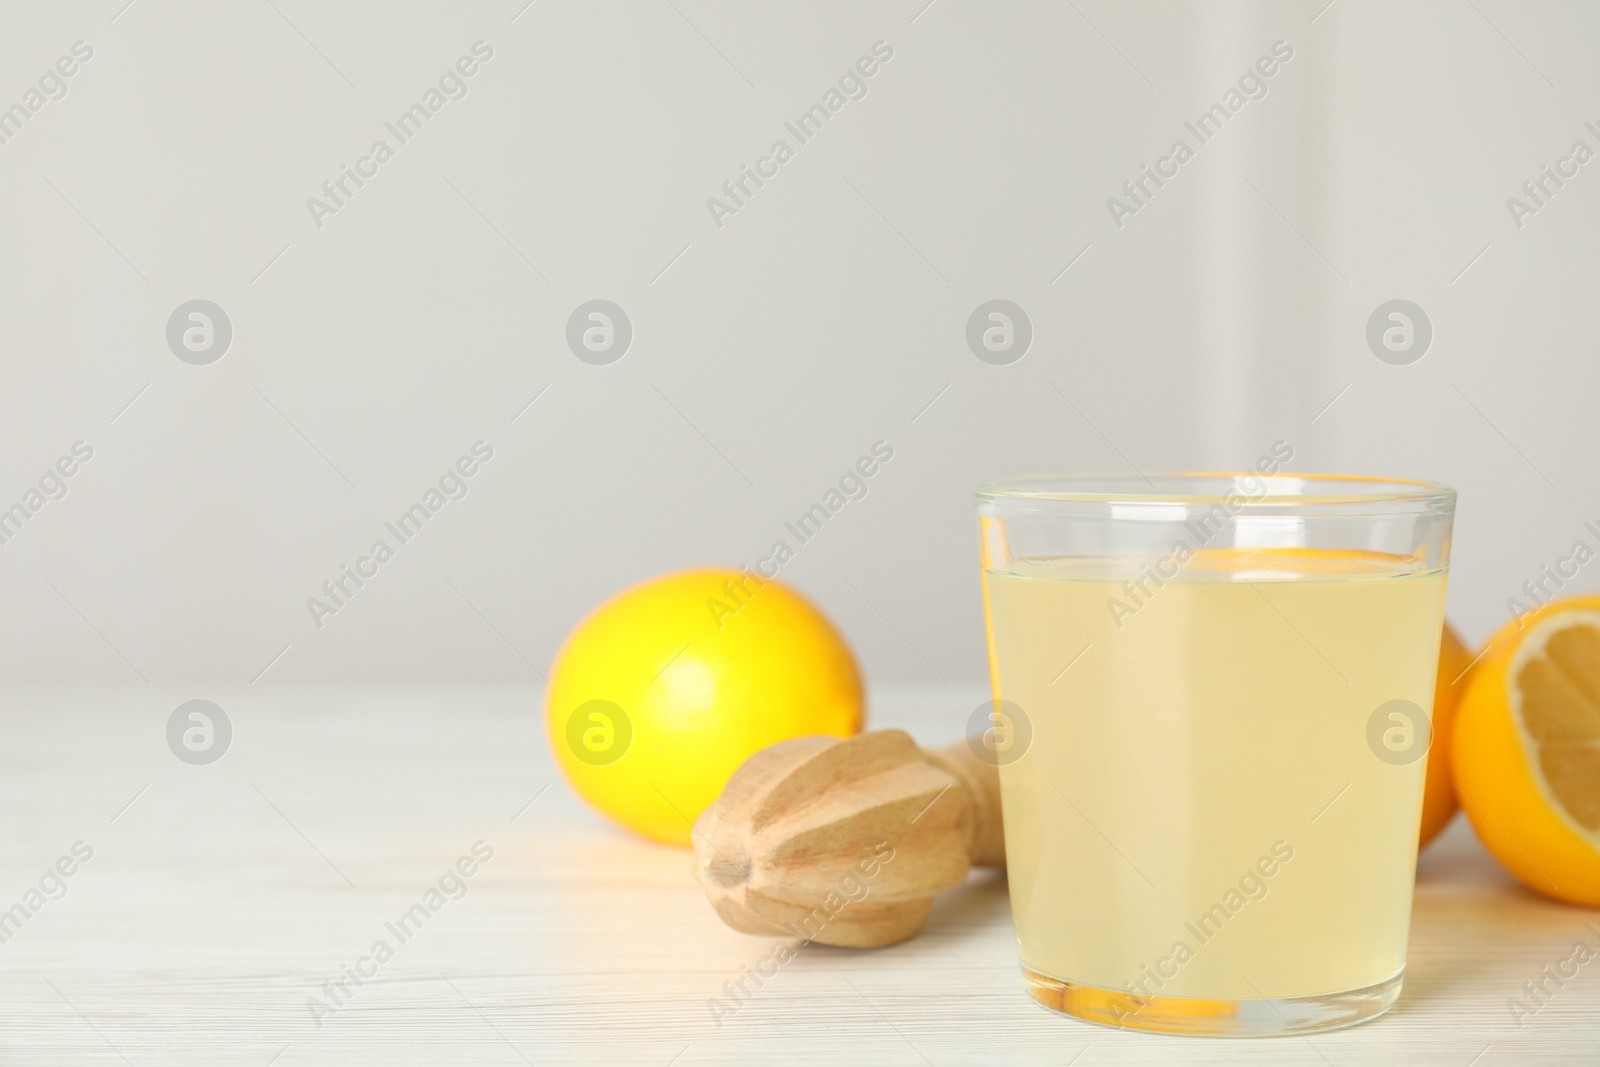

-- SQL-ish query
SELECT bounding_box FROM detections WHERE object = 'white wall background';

[0,0,1596,690]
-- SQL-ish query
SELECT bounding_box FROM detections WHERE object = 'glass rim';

[975,471,1456,510]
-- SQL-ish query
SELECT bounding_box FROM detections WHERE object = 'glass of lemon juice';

[976,471,1454,1036]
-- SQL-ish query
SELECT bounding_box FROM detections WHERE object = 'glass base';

[1022,965,1404,1037]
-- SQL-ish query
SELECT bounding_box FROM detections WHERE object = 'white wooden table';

[2,685,1596,1065]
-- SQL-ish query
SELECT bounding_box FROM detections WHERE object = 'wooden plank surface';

[0,685,1595,1065]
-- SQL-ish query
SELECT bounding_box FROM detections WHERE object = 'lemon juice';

[984,548,1447,1007]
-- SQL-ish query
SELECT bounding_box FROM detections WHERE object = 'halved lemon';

[1454,597,1600,905]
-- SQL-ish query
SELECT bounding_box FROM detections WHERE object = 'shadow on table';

[1400,816,1596,1013]
[916,868,1012,945]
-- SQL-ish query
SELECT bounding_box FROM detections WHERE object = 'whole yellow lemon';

[1418,622,1476,849]
[546,569,863,846]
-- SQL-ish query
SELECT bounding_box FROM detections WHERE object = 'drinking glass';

[976,472,1455,1036]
